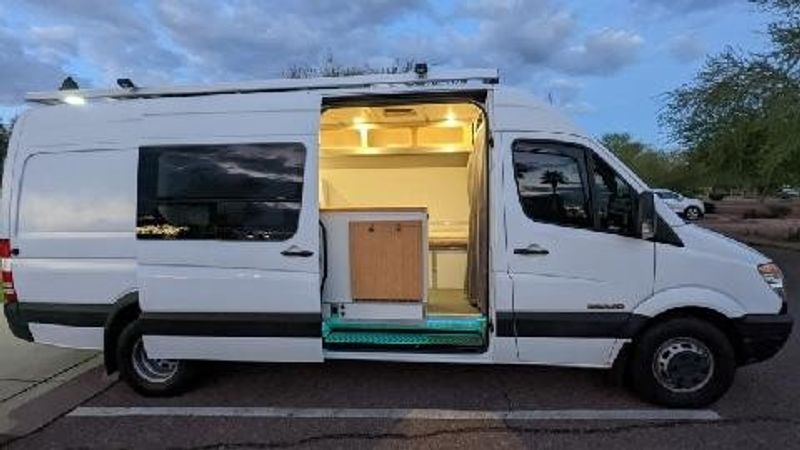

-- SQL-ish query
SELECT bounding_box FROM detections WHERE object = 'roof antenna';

[117,78,137,90]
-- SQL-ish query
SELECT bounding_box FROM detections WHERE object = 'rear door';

[136,92,323,362]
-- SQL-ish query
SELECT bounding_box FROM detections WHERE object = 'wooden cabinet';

[350,220,423,301]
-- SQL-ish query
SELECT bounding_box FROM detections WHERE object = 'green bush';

[742,205,791,219]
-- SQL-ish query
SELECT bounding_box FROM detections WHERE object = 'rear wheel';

[630,317,735,408]
[684,206,702,221]
[117,320,194,396]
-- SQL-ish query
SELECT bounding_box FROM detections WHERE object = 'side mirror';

[637,191,656,240]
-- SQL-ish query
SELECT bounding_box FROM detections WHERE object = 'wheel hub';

[652,337,714,393]
[132,339,179,384]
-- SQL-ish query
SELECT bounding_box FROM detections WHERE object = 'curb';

[0,356,112,448]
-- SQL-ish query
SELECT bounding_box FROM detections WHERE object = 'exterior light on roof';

[59,76,80,91]
[63,95,86,105]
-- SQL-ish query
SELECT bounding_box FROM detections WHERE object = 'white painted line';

[69,407,720,421]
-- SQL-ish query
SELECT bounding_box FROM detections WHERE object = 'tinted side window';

[138,143,306,241]
[592,155,637,235]
[512,141,591,228]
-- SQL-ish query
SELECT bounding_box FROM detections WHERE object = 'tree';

[600,133,647,163]
[0,121,8,166]
[600,133,701,193]
[540,170,566,193]
[660,0,800,195]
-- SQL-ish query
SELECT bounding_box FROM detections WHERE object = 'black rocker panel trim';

[495,311,648,338]
[139,312,322,338]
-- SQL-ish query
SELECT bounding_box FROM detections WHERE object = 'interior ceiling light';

[442,110,460,127]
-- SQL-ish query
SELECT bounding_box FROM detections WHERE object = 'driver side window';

[512,140,640,238]
[591,155,637,236]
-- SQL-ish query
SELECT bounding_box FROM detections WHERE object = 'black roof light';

[59,76,79,91]
[117,78,137,90]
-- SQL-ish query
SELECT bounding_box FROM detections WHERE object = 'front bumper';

[3,303,33,342]
[734,309,793,366]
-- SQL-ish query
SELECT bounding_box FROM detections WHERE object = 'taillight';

[0,239,17,303]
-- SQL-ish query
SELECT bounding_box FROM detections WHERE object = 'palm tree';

[541,170,566,194]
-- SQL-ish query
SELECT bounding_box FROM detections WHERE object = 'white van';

[2,69,791,407]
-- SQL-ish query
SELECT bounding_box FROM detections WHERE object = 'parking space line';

[69,406,720,421]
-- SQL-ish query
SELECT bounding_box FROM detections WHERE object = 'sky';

[0,0,774,146]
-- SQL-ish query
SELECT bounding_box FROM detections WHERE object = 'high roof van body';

[2,69,791,406]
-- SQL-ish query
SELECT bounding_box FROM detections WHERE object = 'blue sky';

[0,0,773,146]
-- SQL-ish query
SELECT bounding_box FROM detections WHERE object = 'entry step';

[322,316,487,351]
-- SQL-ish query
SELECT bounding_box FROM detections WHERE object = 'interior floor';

[427,289,480,315]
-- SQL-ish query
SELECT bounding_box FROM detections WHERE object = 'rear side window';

[512,141,591,228]
[19,150,135,233]
[137,143,306,241]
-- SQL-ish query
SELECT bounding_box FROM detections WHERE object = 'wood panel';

[350,220,423,301]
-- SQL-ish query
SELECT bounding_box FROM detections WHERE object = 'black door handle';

[514,245,549,255]
[281,249,314,257]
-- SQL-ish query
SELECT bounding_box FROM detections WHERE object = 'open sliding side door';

[135,92,323,362]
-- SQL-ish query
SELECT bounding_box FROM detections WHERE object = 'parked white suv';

[654,189,705,221]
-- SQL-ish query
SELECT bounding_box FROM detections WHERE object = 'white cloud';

[557,29,644,75]
[0,26,63,105]
[631,0,741,15]
[0,0,647,113]
[667,33,706,63]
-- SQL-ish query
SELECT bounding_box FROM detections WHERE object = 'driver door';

[502,134,655,366]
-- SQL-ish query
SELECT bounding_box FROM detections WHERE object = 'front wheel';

[684,206,703,221]
[630,317,735,408]
[117,320,194,396]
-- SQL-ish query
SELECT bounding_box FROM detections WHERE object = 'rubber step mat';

[323,316,486,335]
[324,331,485,348]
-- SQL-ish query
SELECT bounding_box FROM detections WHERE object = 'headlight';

[758,262,785,299]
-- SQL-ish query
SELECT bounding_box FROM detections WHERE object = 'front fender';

[633,286,747,319]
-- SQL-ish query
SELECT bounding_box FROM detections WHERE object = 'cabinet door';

[350,221,422,301]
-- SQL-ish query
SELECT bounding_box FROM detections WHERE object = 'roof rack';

[25,68,500,105]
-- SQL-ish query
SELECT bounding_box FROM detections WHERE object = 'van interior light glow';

[442,110,460,127]
[63,95,86,105]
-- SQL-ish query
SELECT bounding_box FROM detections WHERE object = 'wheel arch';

[103,291,141,374]
[616,289,749,368]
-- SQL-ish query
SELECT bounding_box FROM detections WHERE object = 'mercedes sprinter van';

[2,69,792,407]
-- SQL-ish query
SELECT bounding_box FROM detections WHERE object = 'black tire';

[684,206,703,221]
[630,317,735,408]
[116,320,194,396]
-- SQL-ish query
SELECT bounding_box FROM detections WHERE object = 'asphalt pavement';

[0,318,99,439]
[2,246,799,449]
